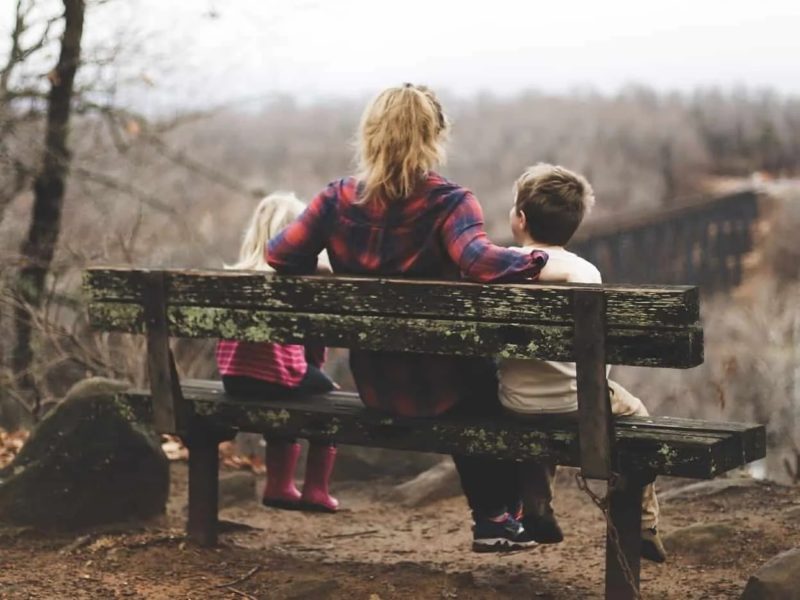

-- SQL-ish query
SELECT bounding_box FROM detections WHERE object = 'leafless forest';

[1,1,799,479]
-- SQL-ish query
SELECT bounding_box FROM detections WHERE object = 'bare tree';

[11,0,85,417]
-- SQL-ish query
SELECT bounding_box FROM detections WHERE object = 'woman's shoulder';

[425,171,473,199]
[321,176,361,204]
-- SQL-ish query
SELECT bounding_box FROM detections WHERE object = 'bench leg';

[604,473,645,600]
[186,430,220,546]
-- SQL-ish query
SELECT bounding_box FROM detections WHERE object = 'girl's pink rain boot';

[262,440,302,509]
[300,444,339,513]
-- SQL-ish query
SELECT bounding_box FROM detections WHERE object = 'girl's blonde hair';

[357,83,449,205]
[228,192,307,272]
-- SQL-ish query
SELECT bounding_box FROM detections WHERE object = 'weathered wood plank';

[573,289,614,478]
[185,428,220,546]
[618,415,767,466]
[605,473,647,599]
[89,302,704,368]
[141,272,191,435]
[121,384,766,479]
[83,268,700,328]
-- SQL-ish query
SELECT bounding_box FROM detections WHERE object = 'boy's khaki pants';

[521,380,659,530]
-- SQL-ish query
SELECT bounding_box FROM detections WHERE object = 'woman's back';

[323,172,471,278]
[268,83,546,417]
[268,172,546,416]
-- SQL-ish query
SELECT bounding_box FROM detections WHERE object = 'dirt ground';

[1,462,799,600]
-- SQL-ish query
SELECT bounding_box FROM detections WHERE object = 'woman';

[268,84,548,551]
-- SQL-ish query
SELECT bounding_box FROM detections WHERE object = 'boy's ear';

[518,209,527,231]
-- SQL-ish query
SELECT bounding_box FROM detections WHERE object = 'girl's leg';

[297,365,337,394]
[301,443,339,512]
[262,440,303,508]
[221,376,303,509]
[285,367,339,511]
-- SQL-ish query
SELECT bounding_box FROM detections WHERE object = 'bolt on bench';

[83,268,766,600]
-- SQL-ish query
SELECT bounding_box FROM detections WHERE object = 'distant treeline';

[3,86,800,268]
[163,87,800,240]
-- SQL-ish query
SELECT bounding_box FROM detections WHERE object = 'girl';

[216,192,339,512]
[266,84,549,551]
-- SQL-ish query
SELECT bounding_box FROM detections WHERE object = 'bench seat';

[125,379,766,481]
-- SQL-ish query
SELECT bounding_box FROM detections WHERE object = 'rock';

[659,476,763,503]
[783,505,800,521]
[741,547,800,600]
[0,377,169,529]
[333,445,441,481]
[283,579,340,599]
[662,522,736,554]
[218,470,256,508]
[392,459,461,507]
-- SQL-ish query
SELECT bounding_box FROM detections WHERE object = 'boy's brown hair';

[513,163,595,246]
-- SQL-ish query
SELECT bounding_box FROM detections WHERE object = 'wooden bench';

[83,267,766,600]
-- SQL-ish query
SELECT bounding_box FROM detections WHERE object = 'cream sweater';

[498,246,607,414]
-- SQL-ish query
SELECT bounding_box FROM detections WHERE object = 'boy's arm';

[536,258,573,283]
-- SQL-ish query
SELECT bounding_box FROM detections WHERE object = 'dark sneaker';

[641,527,667,563]
[472,515,538,553]
[522,511,564,544]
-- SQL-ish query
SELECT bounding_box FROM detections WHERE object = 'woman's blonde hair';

[357,83,449,204]
[227,192,307,272]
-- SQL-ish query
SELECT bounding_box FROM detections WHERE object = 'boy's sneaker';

[641,527,667,563]
[472,514,538,553]
[522,511,564,544]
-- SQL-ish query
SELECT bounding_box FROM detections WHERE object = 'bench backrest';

[84,268,702,368]
[84,267,703,480]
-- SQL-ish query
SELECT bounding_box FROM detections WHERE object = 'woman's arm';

[267,184,338,274]
[441,191,547,283]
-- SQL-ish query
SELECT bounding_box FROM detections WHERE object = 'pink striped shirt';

[215,341,325,387]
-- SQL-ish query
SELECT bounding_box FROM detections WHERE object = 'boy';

[500,163,666,563]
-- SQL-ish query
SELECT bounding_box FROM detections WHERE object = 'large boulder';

[0,378,169,529]
[741,547,800,600]
[392,459,461,507]
[662,522,737,555]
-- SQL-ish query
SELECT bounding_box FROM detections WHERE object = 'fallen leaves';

[160,435,266,474]
[219,441,266,475]
[0,429,29,469]
[3,429,266,475]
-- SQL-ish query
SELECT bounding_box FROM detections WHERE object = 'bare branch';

[0,0,28,96]
[143,134,254,198]
[69,163,178,216]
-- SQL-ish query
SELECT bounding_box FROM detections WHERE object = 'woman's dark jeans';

[446,358,521,521]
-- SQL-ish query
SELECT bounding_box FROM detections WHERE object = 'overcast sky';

[16,0,800,109]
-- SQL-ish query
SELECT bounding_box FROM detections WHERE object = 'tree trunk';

[11,0,85,420]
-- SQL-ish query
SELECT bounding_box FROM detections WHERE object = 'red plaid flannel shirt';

[267,172,547,416]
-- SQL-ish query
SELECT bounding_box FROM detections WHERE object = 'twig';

[320,529,379,540]
[123,534,181,549]
[59,534,94,554]
[213,566,261,589]
[225,588,257,600]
